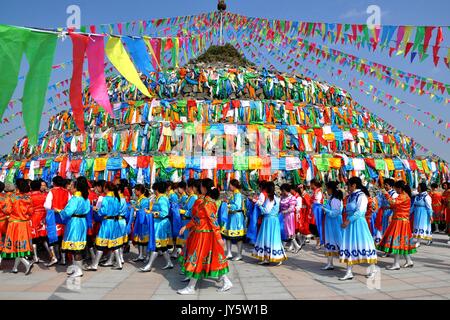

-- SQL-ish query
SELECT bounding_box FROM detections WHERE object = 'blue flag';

[122,37,155,77]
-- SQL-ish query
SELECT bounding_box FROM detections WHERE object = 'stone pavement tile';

[287,287,339,299]
[80,281,120,288]
[242,285,289,295]
[27,284,61,293]
[346,292,391,300]
[424,286,450,295]
[109,286,156,294]
[199,294,247,300]
[240,280,286,288]
[420,270,449,278]
[151,294,199,300]
[378,284,417,292]
[0,292,52,300]
[75,286,113,294]
[49,292,105,300]
[389,275,436,283]
[414,281,450,289]
[408,295,446,300]
[246,293,294,300]
[387,288,434,299]
[0,284,34,292]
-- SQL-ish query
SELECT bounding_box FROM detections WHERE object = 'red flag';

[404,42,414,57]
[423,26,435,54]
[335,24,342,43]
[69,33,89,133]
[433,46,440,66]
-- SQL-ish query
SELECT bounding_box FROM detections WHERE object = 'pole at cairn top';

[217,0,226,45]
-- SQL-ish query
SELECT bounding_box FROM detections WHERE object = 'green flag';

[0,25,57,144]
[22,31,57,144]
[0,25,27,119]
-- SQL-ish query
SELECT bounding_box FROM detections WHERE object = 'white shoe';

[321,264,334,270]
[386,264,400,271]
[415,242,421,248]
[232,255,242,261]
[217,280,233,292]
[162,263,174,270]
[258,260,269,265]
[425,240,432,246]
[45,257,58,267]
[225,253,233,260]
[339,272,353,281]
[66,265,75,275]
[403,262,414,268]
[177,286,196,295]
[70,266,83,278]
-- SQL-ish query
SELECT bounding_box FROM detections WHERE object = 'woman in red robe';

[177,178,232,295]
[1,179,34,275]
[442,182,450,244]
[430,183,444,233]
[298,184,313,243]
[0,182,9,265]
[377,180,416,270]
[29,180,49,264]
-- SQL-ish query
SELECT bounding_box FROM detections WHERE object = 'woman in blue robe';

[252,182,287,265]
[339,177,378,281]
[60,177,91,278]
[131,184,150,262]
[175,180,199,253]
[222,179,246,261]
[411,183,433,246]
[86,182,123,271]
[140,181,173,272]
[321,181,343,270]
[100,183,130,267]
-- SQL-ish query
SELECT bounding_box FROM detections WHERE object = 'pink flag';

[86,35,113,116]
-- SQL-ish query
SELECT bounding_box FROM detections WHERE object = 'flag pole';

[217,0,227,45]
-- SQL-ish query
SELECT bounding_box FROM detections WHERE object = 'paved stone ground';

[0,234,449,300]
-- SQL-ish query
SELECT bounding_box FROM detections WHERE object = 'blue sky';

[0,0,449,161]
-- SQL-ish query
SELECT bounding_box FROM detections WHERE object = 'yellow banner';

[105,37,151,97]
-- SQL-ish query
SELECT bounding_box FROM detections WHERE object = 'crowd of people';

[0,175,449,294]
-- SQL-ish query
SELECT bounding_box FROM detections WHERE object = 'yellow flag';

[105,37,151,97]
